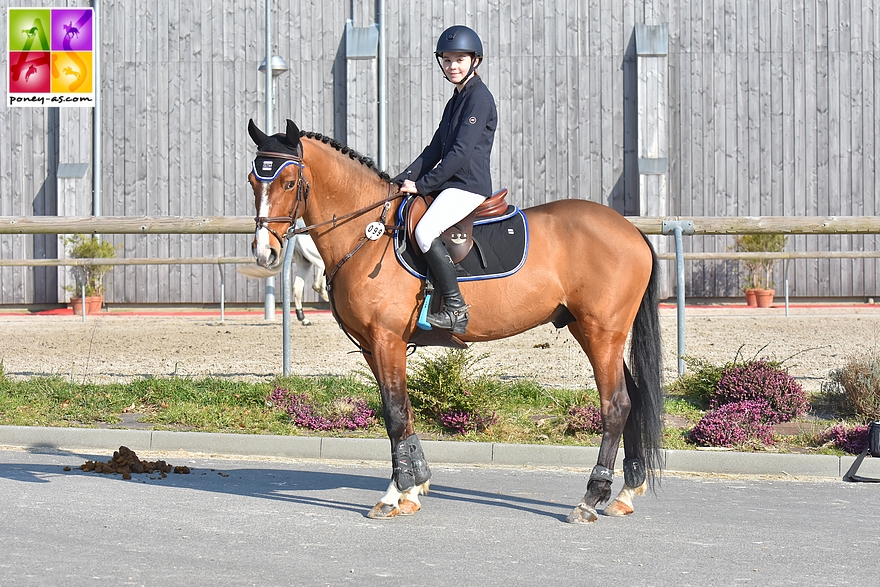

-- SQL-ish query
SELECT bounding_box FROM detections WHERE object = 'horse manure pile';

[72,446,191,480]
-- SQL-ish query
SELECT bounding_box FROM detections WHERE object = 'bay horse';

[248,119,664,523]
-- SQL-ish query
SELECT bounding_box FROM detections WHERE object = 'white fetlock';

[604,482,647,517]
[379,480,404,507]
[397,481,430,515]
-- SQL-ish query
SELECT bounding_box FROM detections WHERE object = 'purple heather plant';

[439,410,498,435]
[565,405,603,434]
[267,386,375,431]
[691,400,775,448]
[819,423,870,455]
[711,360,809,424]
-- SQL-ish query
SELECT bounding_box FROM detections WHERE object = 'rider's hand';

[399,179,418,194]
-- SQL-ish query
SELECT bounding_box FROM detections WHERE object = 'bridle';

[250,147,408,356]
[252,150,311,246]
[252,150,404,244]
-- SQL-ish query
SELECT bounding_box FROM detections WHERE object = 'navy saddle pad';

[394,204,529,281]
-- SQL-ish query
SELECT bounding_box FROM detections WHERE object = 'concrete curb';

[2,425,879,480]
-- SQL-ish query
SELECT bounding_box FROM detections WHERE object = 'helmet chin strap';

[436,56,482,85]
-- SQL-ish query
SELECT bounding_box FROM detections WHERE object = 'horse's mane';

[300,130,391,181]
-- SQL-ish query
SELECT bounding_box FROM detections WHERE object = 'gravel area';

[2,305,880,391]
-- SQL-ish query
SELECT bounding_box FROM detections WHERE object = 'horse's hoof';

[566,504,599,524]
[300,319,312,326]
[367,502,399,519]
[397,499,421,516]
[603,499,634,517]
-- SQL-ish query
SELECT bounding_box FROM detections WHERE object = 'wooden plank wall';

[1,0,879,304]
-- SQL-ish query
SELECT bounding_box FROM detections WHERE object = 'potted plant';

[733,233,788,308]
[63,234,118,315]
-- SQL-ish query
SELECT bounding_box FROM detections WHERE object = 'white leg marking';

[604,482,647,517]
[379,480,404,506]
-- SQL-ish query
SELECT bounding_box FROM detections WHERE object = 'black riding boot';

[423,238,469,334]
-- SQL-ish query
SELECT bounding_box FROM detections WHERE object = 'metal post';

[218,263,225,322]
[377,0,387,170]
[662,220,694,376]
[783,258,790,317]
[91,0,101,217]
[281,240,296,375]
[263,0,276,321]
[81,281,86,322]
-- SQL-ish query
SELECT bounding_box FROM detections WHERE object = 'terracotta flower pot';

[744,289,758,307]
[70,295,104,315]
[754,289,775,308]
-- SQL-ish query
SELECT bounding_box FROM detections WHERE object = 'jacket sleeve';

[414,93,493,195]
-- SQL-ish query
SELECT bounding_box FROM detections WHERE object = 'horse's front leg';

[362,333,432,519]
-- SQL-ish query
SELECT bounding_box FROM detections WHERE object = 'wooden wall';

[1,0,879,304]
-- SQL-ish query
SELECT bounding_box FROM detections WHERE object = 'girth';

[404,188,509,264]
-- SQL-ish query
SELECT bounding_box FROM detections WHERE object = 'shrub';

[267,386,375,431]
[667,356,728,408]
[819,423,870,455]
[439,410,498,434]
[690,401,774,448]
[565,404,603,434]
[63,234,119,296]
[407,348,499,433]
[733,233,788,290]
[823,355,880,420]
[710,359,809,424]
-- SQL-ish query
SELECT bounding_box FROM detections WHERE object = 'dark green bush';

[667,356,728,408]
[407,348,499,433]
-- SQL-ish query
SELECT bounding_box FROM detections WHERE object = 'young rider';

[395,25,498,335]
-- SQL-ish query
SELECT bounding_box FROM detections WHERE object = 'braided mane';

[300,130,390,181]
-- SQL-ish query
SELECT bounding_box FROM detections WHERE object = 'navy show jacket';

[399,75,497,198]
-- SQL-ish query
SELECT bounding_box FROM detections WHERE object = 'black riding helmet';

[435,25,483,84]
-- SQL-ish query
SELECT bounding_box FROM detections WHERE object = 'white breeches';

[414,188,487,253]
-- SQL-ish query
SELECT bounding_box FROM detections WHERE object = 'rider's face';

[440,52,473,84]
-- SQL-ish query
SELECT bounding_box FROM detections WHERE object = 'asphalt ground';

[3,303,880,584]
[2,444,879,587]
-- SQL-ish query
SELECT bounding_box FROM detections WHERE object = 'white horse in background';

[239,219,328,325]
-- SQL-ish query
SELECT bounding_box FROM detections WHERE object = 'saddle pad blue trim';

[394,201,529,282]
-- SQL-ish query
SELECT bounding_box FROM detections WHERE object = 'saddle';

[404,189,509,263]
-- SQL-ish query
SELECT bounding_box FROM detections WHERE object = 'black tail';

[628,237,665,485]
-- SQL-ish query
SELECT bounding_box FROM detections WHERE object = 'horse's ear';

[285,120,301,144]
[248,119,269,146]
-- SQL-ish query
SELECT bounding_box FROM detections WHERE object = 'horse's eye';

[285,181,296,190]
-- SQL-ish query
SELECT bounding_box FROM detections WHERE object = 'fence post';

[218,262,226,322]
[281,241,296,376]
[662,220,694,376]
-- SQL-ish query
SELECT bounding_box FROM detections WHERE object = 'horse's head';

[247,118,308,269]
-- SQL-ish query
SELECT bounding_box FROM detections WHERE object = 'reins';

[252,149,406,356]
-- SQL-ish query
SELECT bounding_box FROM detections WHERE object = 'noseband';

[253,150,310,245]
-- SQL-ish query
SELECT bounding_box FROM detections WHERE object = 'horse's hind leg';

[605,365,648,517]
[564,322,631,524]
